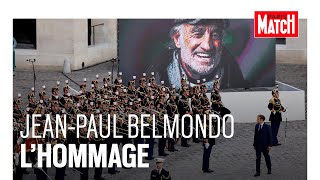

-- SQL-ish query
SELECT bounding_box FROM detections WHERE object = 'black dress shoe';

[254,172,260,177]
[115,169,120,173]
[276,143,281,146]
[159,153,169,156]
[108,170,116,175]
[95,177,105,180]
[203,169,214,173]
[268,169,271,174]
[174,148,179,151]
[193,139,200,143]
[182,144,191,147]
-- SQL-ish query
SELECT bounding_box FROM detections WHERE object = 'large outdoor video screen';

[119,19,275,90]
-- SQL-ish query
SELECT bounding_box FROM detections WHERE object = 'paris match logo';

[254,11,299,38]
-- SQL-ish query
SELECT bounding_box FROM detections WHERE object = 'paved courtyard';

[13,63,307,180]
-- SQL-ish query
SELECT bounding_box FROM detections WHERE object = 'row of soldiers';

[13,72,230,180]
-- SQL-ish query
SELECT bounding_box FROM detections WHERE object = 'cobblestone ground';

[13,63,307,180]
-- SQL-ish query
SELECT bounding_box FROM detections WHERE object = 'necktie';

[259,125,262,131]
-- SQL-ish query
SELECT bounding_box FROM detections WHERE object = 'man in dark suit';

[253,114,272,177]
[202,124,216,173]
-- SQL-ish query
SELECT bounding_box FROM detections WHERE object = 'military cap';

[155,158,165,163]
[200,78,207,89]
[28,92,35,100]
[272,84,279,95]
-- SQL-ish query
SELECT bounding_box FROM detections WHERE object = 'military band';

[13,71,233,180]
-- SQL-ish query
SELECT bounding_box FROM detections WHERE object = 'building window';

[88,19,105,46]
[13,19,37,49]
[276,38,286,45]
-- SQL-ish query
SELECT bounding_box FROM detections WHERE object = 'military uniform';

[137,85,147,103]
[210,78,231,133]
[55,138,67,180]
[150,169,171,180]
[268,89,285,146]
[12,73,199,180]
[177,92,191,147]
[78,135,89,180]
[156,99,168,157]
[166,93,179,152]
[150,158,171,180]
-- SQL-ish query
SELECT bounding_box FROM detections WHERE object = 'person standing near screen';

[268,88,286,146]
[163,19,246,90]
[253,114,272,177]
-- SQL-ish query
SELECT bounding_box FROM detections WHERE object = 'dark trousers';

[202,144,213,170]
[106,143,115,173]
[55,166,66,180]
[181,122,189,146]
[167,138,176,152]
[94,167,102,180]
[256,148,271,173]
[14,165,24,180]
[80,167,89,180]
[134,138,144,158]
[35,161,48,180]
[271,120,281,145]
[146,138,155,158]
[181,137,188,146]
[121,139,132,162]
[220,107,231,127]
[134,138,144,147]
[158,138,166,155]
[192,115,200,141]
[212,106,231,133]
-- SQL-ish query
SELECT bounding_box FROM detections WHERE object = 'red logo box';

[254,11,299,38]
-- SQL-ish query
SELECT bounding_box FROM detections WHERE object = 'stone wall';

[276,19,307,64]
[15,19,117,71]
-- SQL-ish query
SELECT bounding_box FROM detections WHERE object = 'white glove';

[17,137,23,145]
[14,153,19,166]
[166,132,170,138]
[205,143,210,149]
[33,162,39,169]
